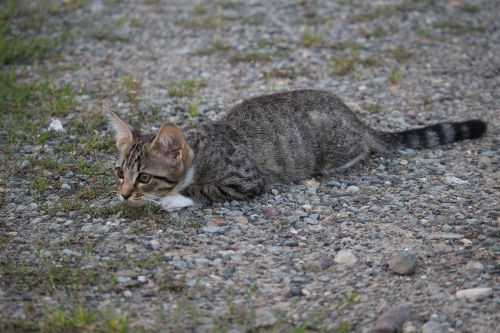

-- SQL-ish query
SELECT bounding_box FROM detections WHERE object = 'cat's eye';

[138,173,152,183]
[116,167,124,179]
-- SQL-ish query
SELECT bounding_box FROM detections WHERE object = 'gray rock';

[441,223,453,232]
[269,246,283,255]
[150,239,161,250]
[62,248,82,257]
[389,251,417,275]
[465,261,485,271]
[456,287,493,301]
[255,307,277,327]
[21,160,32,169]
[346,185,360,193]
[422,320,443,333]
[201,225,224,233]
[334,250,358,266]
[61,183,71,190]
[171,260,188,270]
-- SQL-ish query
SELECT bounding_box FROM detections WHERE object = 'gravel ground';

[0,0,498,332]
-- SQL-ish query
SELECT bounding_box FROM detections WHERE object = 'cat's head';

[108,112,194,206]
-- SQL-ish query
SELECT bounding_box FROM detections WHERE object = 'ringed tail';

[381,119,487,150]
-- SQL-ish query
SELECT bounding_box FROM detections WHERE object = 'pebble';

[456,287,493,301]
[334,250,358,266]
[21,160,32,169]
[421,320,443,333]
[441,223,453,232]
[31,217,44,224]
[346,185,360,193]
[444,175,468,185]
[201,225,224,234]
[373,304,414,333]
[62,248,82,257]
[61,183,71,190]
[255,307,277,327]
[389,251,418,275]
[269,246,283,255]
[263,207,281,217]
[465,261,485,271]
[303,179,320,189]
[234,216,248,225]
[150,239,161,250]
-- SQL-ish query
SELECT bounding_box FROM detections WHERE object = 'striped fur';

[380,120,487,149]
[110,90,487,206]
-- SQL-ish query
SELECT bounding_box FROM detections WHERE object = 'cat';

[109,89,486,210]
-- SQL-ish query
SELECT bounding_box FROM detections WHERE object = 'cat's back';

[222,89,346,125]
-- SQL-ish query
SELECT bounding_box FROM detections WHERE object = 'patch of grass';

[388,66,402,84]
[301,28,324,48]
[360,25,387,38]
[37,155,66,173]
[0,71,75,117]
[187,97,200,119]
[0,235,7,249]
[0,1,71,66]
[362,103,381,113]
[30,176,50,195]
[39,305,130,333]
[331,54,358,76]
[229,52,272,63]
[460,3,479,14]
[335,321,350,333]
[91,19,129,43]
[76,183,99,200]
[433,20,486,35]
[0,32,68,66]
[0,258,113,294]
[165,79,207,98]
[121,74,141,111]
[157,272,187,292]
[335,292,358,310]
[331,52,378,76]
[193,3,207,15]
[391,45,411,62]
[194,38,233,56]
[352,0,434,22]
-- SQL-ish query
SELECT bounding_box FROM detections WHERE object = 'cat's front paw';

[160,194,194,211]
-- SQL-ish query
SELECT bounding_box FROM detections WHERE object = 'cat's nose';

[121,192,132,200]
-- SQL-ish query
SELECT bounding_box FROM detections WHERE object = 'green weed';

[229,52,272,63]
[165,79,207,98]
[388,67,402,84]
[433,20,486,35]
[187,98,200,119]
[301,28,324,48]
[391,45,411,62]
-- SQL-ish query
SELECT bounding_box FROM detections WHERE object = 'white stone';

[465,261,485,271]
[150,239,161,250]
[334,250,358,266]
[444,175,468,185]
[303,179,320,189]
[48,118,65,132]
[346,185,360,193]
[456,287,492,301]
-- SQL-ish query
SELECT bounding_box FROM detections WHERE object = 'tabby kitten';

[109,90,486,210]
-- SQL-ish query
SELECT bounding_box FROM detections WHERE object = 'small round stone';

[389,251,418,275]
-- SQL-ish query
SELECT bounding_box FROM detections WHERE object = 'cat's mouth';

[118,194,147,207]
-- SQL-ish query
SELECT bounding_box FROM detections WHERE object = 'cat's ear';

[108,111,134,152]
[150,123,186,165]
